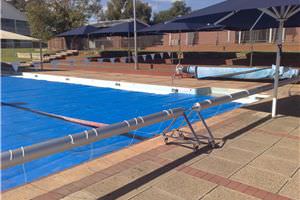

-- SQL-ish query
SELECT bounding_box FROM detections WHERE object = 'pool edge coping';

[17,72,269,103]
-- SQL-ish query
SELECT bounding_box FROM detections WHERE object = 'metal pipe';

[249,30,254,67]
[39,40,43,70]
[133,0,138,70]
[1,108,184,169]
[193,77,300,111]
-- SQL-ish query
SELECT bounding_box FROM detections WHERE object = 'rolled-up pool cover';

[182,65,299,80]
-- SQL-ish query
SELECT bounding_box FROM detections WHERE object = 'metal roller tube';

[1,107,185,169]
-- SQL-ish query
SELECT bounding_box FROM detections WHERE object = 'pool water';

[1,76,241,191]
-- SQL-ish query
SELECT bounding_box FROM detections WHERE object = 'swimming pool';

[1,76,242,191]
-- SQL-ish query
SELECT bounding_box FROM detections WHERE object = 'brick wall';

[285,28,300,43]
[48,28,300,52]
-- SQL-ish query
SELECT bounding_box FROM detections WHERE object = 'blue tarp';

[174,0,300,30]
[57,25,99,37]
[90,20,149,36]
[1,76,242,191]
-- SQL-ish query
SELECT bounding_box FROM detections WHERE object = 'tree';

[25,0,103,41]
[70,0,103,22]
[105,0,152,24]
[25,0,54,41]
[153,1,191,24]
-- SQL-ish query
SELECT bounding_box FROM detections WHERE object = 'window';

[16,20,31,35]
[187,32,197,45]
[1,18,15,33]
[235,29,271,43]
[1,19,31,35]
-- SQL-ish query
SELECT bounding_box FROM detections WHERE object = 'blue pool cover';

[1,76,242,191]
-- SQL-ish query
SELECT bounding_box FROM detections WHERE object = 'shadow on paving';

[244,95,300,118]
[96,115,271,200]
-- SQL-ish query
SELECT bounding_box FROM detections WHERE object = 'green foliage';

[153,0,191,24]
[70,0,104,21]
[105,0,152,23]
[25,0,54,41]
[25,0,102,41]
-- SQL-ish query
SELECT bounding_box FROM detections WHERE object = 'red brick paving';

[175,164,293,200]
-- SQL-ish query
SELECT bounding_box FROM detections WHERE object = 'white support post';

[39,40,43,70]
[227,31,230,43]
[249,30,254,67]
[186,32,189,45]
[238,31,242,44]
[272,20,284,118]
[269,28,273,43]
[282,28,286,43]
[133,0,138,70]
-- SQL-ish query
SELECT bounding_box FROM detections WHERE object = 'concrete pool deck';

[1,70,299,200]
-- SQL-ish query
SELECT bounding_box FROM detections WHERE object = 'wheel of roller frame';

[209,142,216,149]
[193,144,199,152]
[164,137,169,144]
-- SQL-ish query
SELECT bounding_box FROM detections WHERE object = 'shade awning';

[139,22,223,34]
[0,30,40,41]
[173,0,300,30]
[57,25,99,37]
[90,20,149,37]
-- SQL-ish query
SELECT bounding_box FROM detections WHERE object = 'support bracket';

[161,111,215,151]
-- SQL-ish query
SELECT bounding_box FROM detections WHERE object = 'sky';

[101,0,225,13]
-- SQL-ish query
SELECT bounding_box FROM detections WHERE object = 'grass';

[1,48,52,63]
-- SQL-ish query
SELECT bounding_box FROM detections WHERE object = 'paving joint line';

[277,167,300,195]
[226,130,288,181]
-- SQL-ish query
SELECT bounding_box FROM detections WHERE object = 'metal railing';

[1,76,299,170]
[1,108,185,169]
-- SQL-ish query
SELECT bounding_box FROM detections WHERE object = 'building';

[48,19,163,51]
[144,28,300,53]
[48,19,133,50]
[1,0,31,36]
[48,16,300,53]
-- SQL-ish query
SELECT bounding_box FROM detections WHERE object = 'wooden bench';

[17,53,32,59]
[31,53,41,61]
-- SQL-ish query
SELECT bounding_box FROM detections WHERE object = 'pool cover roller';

[181,65,299,80]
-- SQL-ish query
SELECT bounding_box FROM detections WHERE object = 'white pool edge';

[16,72,269,104]
[18,73,200,95]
